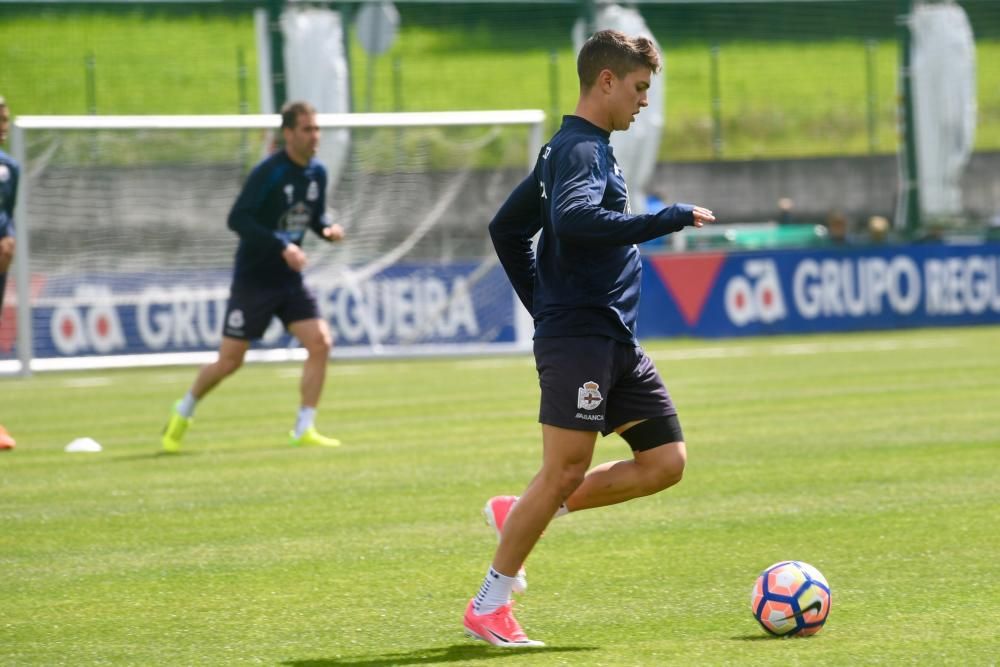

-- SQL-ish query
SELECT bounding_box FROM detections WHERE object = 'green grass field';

[3,10,1000,160]
[2,326,998,665]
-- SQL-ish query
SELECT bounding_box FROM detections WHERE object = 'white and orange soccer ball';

[750,560,831,637]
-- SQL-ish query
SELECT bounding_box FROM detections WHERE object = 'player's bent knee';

[298,321,332,356]
[311,335,332,356]
[215,350,247,376]
[305,340,331,360]
[622,416,686,492]
[561,468,588,496]
[558,467,588,496]
[541,462,588,497]
[217,356,244,376]
[636,444,685,493]
[653,445,686,487]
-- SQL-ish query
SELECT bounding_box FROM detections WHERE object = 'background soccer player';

[0,95,19,450]
[463,30,715,647]
[161,100,345,452]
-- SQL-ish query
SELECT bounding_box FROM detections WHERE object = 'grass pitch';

[2,326,999,665]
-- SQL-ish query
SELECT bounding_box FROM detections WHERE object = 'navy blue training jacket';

[0,149,19,239]
[489,115,694,344]
[228,149,331,289]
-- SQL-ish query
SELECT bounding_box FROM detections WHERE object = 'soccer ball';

[750,560,831,637]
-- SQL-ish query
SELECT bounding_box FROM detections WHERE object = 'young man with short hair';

[463,30,715,647]
[161,101,345,452]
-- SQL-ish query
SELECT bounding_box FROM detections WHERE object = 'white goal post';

[3,110,544,375]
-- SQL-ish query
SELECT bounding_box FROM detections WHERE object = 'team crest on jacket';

[577,380,603,411]
[307,181,319,201]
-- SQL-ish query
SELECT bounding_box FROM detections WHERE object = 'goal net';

[2,110,543,373]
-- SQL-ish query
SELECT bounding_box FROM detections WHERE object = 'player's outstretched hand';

[323,224,345,242]
[282,244,308,272]
[691,206,715,228]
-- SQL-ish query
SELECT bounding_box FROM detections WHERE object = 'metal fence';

[3,0,1000,162]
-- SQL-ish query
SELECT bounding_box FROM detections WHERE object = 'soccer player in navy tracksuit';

[161,101,346,452]
[0,95,19,450]
[462,30,716,647]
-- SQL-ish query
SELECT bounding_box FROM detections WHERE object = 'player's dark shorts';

[222,281,320,341]
[535,335,678,437]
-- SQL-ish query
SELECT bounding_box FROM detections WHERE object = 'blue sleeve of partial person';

[227,160,288,253]
[1,160,17,237]
[489,174,542,312]
[7,167,16,237]
[7,162,17,219]
[550,140,694,246]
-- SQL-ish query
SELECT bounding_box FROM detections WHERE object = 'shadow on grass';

[104,451,203,462]
[733,633,821,641]
[284,643,598,666]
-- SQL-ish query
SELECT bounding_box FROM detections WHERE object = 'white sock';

[472,566,516,615]
[176,392,197,418]
[294,406,316,438]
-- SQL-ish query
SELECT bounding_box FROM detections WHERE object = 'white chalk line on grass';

[62,335,961,387]
[449,335,961,368]
[61,376,114,388]
[649,335,960,362]
[275,365,368,379]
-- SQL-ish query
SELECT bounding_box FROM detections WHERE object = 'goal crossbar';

[14,110,547,131]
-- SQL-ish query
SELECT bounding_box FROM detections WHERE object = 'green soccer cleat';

[161,403,191,453]
[289,426,341,448]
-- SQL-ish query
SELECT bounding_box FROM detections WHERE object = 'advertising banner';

[5,243,998,364]
[639,242,1000,338]
[4,262,514,359]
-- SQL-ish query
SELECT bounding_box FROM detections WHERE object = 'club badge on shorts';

[577,380,603,411]
[226,309,245,335]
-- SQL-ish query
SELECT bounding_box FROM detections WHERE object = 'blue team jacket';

[489,115,694,344]
[228,149,331,289]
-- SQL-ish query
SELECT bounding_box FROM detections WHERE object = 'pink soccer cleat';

[463,599,544,648]
[483,496,528,593]
[0,425,14,450]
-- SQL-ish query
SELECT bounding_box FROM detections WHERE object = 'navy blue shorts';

[534,336,677,436]
[222,282,320,341]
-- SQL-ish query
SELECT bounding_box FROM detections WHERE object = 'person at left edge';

[161,100,345,452]
[0,95,19,451]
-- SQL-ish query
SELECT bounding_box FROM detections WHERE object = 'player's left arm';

[490,174,542,313]
[308,166,345,243]
[551,143,714,246]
